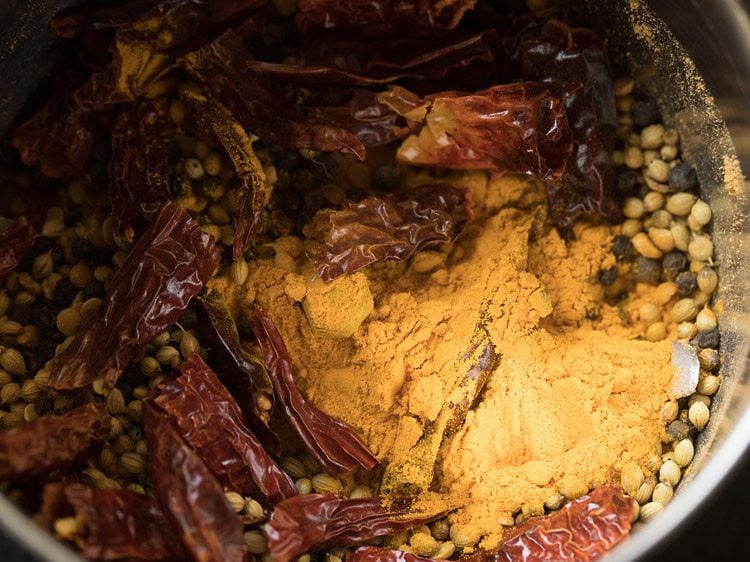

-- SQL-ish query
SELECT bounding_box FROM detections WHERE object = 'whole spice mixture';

[0,1,724,562]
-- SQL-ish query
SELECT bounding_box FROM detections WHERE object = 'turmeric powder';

[210,170,673,549]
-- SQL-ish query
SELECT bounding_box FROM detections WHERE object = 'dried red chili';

[0,403,110,483]
[195,294,280,453]
[37,483,185,561]
[179,88,266,259]
[48,202,220,391]
[181,30,366,160]
[380,81,574,176]
[252,30,498,92]
[518,19,620,231]
[346,486,636,562]
[11,73,98,180]
[152,353,297,505]
[0,218,37,280]
[108,99,171,238]
[264,494,444,562]
[295,0,477,38]
[307,184,473,282]
[249,307,378,476]
[143,402,247,562]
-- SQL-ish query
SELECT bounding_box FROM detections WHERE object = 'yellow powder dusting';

[211,171,673,548]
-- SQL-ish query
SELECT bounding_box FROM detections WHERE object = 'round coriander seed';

[639,501,664,522]
[620,463,644,495]
[659,459,681,486]
[673,439,695,467]
[184,158,205,181]
[244,530,268,554]
[224,491,244,512]
[652,482,674,506]
[689,400,710,429]
[311,473,343,495]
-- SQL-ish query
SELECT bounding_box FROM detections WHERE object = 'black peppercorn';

[81,281,105,300]
[632,99,661,128]
[635,257,662,284]
[675,271,698,297]
[694,329,720,349]
[611,235,633,261]
[178,308,198,330]
[236,315,254,342]
[52,278,78,307]
[71,237,94,261]
[372,163,402,191]
[668,162,698,192]
[662,251,688,280]
[616,169,640,196]
[666,420,693,441]
[598,267,617,286]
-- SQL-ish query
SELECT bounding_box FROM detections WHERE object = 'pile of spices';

[0,1,724,561]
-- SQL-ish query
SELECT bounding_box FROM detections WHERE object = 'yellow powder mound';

[211,171,672,549]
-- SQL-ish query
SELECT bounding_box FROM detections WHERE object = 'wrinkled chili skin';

[309,184,473,282]
[37,483,185,561]
[48,203,220,391]
[346,486,635,562]
[253,29,499,93]
[249,307,378,476]
[153,354,297,505]
[0,403,110,483]
[11,78,98,181]
[381,81,574,176]
[519,19,621,231]
[143,402,248,562]
[195,294,281,454]
[108,99,171,237]
[182,30,366,160]
[295,0,477,38]
[264,494,443,562]
[0,219,37,280]
[179,89,266,259]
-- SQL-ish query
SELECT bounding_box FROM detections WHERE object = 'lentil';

[632,232,663,259]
